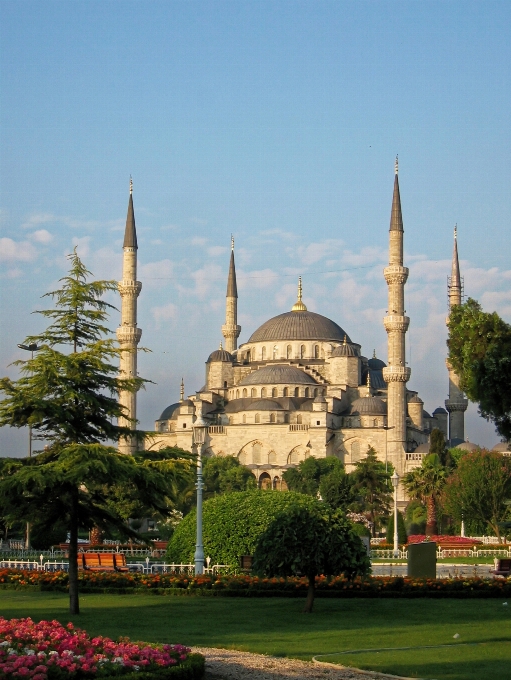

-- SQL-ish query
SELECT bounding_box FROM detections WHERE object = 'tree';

[385,511,408,545]
[202,455,256,499]
[442,450,511,541]
[253,504,370,613]
[402,455,447,536]
[429,428,450,468]
[283,456,343,496]
[319,466,357,511]
[350,447,392,534]
[0,251,191,615]
[448,298,511,440]
[167,490,318,566]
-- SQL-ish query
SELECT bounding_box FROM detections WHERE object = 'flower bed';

[407,535,483,546]
[0,617,204,679]
[0,569,510,598]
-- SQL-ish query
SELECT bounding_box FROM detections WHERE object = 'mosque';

[116,163,472,497]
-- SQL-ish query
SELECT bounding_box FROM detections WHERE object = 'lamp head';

[391,471,400,488]
[193,414,208,446]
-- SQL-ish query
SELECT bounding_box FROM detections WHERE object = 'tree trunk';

[425,496,437,536]
[303,574,315,613]
[68,488,80,615]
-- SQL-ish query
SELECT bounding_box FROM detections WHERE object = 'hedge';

[167,490,319,565]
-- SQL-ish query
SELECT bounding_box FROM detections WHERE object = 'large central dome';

[247,311,351,343]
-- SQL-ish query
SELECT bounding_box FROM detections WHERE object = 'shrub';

[350,522,371,538]
[166,490,318,566]
[386,511,408,545]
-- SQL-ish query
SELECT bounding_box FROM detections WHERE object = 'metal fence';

[0,559,232,575]
[371,547,511,560]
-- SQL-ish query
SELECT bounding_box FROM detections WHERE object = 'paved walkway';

[371,563,494,578]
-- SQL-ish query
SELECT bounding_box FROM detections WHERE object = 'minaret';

[221,236,241,354]
[382,157,411,475]
[117,178,142,454]
[445,226,468,442]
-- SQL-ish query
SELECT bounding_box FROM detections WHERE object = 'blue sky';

[1,0,510,454]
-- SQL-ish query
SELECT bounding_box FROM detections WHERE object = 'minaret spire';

[222,237,241,353]
[382,159,410,478]
[445,226,467,442]
[292,276,307,312]
[180,378,185,402]
[117,178,142,454]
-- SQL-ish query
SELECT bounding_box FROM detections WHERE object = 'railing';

[0,559,233,575]
[405,452,425,461]
[208,426,226,434]
[289,424,308,431]
[371,547,511,560]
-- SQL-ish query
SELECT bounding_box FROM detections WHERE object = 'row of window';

[237,413,304,424]
[241,344,323,362]
[231,386,324,399]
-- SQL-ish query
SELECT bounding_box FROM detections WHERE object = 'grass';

[1,591,510,680]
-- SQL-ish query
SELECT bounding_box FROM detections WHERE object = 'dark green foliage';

[350,522,371,538]
[252,503,370,611]
[202,455,256,499]
[429,428,450,468]
[385,511,408,544]
[448,297,511,439]
[405,499,427,535]
[350,447,392,534]
[102,654,205,680]
[319,467,356,511]
[166,490,318,566]
[402,455,447,536]
[442,449,511,540]
[282,456,343,496]
[30,518,68,550]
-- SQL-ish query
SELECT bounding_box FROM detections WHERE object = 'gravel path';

[193,647,407,680]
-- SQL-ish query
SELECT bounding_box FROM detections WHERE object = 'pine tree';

[0,251,192,614]
[350,446,392,535]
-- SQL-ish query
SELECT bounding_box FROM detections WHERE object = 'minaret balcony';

[118,280,142,297]
[384,265,409,285]
[383,315,410,333]
[116,326,142,345]
[445,399,468,412]
[382,366,411,383]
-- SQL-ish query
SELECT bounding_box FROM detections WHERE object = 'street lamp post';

[193,414,208,576]
[17,342,41,550]
[391,470,400,558]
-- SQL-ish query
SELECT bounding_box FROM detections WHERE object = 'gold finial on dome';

[343,335,347,345]
[366,371,372,388]
[373,349,377,358]
[292,276,307,312]
[219,341,223,350]
[180,378,184,402]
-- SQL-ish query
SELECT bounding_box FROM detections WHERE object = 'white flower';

[113,657,125,664]
[23,649,36,655]
[0,641,9,647]
[49,651,59,656]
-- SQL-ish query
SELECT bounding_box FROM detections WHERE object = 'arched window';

[261,387,267,398]
[314,345,320,358]
[287,345,292,359]
[236,390,240,399]
[294,387,299,397]
[251,388,257,397]
[224,380,227,388]
[253,441,262,463]
[259,472,271,489]
[255,413,260,424]
[269,451,277,464]
[239,450,247,465]
[284,413,289,423]
[246,350,251,362]
[242,414,246,423]
[272,345,278,359]
[270,413,276,423]
[243,388,247,397]
[261,347,266,360]
[272,475,280,489]
[300,344,306,359]
[297,414,302,424]
[305,387,310,398]
[272,387,277,397]
[314,388,318,397]
[283,387,289,397]
[373,418,378,427]
[351,441,361,462]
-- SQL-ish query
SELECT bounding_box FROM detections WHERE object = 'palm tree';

[402,455,447,536]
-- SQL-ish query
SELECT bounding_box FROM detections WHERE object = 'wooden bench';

[490,559,511,577]
[77,551,129,572]
[83,552,109,571]
[114,553,129,572]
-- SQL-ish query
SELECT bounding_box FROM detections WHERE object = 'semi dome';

[331,342,357,357]
[158,400,193,421]
[207,348,234,363]
[350,396,387,416]
[238,365,318,386]
[247,311,351,343]
[247,399,284,411]
[408,395,423,404]
[493,442,511,452]
[455,440,479,452]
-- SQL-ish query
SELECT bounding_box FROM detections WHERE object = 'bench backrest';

[99,553,116,568]
[497,559,511,570]
[115,553,127,567]
[84,552,101,567]
[77,554,85,568]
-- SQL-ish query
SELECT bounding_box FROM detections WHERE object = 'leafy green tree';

[448,298,511,440]
[202,455,256,499]
[167,490,318,566]
[429,428,451,468]
[402,455,447,536]
[0,251,191,615]
[405,499,427,535]
[442,450,511,541]
[350,447,392,534]
[319,466,356,511]
[283,456,343,496]
[253,504,370,613]
[385,511,408,545]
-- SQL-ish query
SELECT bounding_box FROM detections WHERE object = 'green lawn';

[1,591,510,680]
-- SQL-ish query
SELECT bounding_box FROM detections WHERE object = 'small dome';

[207,348,234,363]
[238,365,318,386]
[368,354,386,371]
[350,396,387,416]
[433,407,448,415]
[331,343,357,357]
[493,441,511,452]
[456,440,479,452]
[408,395,424,404]
[158,400,193,421]
[413,443,430,453]
[246,399,284,411]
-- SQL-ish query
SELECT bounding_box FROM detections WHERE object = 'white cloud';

[0,237,37,262]
[238,268,280,291]
[31,229,53,244]
[139,259,174,289]
[72,236,91,257]
[191,237,208,247]
[207,246,228,258]
[296,239,344,265]
[152,303,178,329]
[21,213,55,230]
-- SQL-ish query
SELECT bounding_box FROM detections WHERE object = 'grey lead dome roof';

[238,365,318,386]
[247,311,351,343]
[158,400,193,421]
[350,396,387,416]
[247,399,284,411]
[207,348,234,363]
